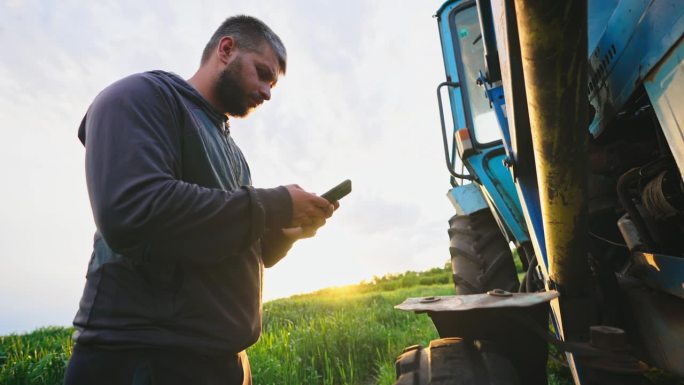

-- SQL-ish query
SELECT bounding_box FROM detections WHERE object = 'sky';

[0,0,456,335]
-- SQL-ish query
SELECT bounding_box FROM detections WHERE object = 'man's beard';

[214,58,253,117]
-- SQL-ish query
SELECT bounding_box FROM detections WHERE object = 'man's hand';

[281,204,338,240]
[281,226,318,241]
[286,184,335,227]
[282,185,340,241]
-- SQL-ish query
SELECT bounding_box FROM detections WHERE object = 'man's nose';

[259,84,271,101]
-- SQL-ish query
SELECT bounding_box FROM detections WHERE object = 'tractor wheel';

[394,338,520,385]
[448,209,519,294]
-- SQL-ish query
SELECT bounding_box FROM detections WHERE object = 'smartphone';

[321,179,352,202]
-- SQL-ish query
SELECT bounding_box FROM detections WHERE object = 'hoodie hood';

[147,70,228,125]
[78,70,228,145]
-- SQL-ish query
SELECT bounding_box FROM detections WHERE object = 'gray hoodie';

[73,70,293,354]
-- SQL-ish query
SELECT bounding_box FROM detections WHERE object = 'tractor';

[394,1,684,384]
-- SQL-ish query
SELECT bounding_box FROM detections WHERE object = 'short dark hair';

[201,15,287,74]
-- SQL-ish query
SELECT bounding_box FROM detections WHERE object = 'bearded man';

[64,15,336,385]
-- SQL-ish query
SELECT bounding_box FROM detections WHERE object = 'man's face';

[214,43,280,117]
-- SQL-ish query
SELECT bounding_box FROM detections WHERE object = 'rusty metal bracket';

[395,290,559,313]
[396,290,647,374]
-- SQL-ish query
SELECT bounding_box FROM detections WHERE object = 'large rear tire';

[448,209,519,294]
[394,338,520,385]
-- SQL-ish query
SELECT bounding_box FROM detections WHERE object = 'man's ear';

[217,36,237,64]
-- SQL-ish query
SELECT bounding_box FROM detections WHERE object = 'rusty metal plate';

[395,291,559,313]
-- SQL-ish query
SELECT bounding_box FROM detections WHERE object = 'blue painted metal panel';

[643,39,684,181]
[634,252,684,299]
[516,180,548,271]
[447,183,489,215]
[467,147,529,245]
[588,0,619,52]
[588,0,684,136]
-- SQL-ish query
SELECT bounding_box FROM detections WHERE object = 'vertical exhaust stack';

[514,0,593,338]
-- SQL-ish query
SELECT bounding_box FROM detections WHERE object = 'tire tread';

[448,210,519,295]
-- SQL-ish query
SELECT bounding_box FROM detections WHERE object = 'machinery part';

[487,289,512,297]
[589,0,684,137]
[515,2,594,381]
[474,0,501,83]
[620,276,684,377]
[618,168,656,249]
[447,183,489,216]
[630,252,684,299]
[641,169,684,220]
[394,338,519,385]
[397,292,554,385]
[521,254,544,293]
[499,313,648,378]
[643,37,684,180]
[617,214,646,252]
[395,291,558,313]
[398,291,648,380]
[448,209,519,294]
[515,0,592,295]
[585,326,649,377]
[617,158,679,251]
[437,81,475,184]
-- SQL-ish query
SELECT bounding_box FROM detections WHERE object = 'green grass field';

[18,265,680,384]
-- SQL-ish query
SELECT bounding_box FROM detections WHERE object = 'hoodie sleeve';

[80,74,292,265]
[260,229,295,268]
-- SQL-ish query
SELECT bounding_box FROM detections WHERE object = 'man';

[64,15,336,385]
